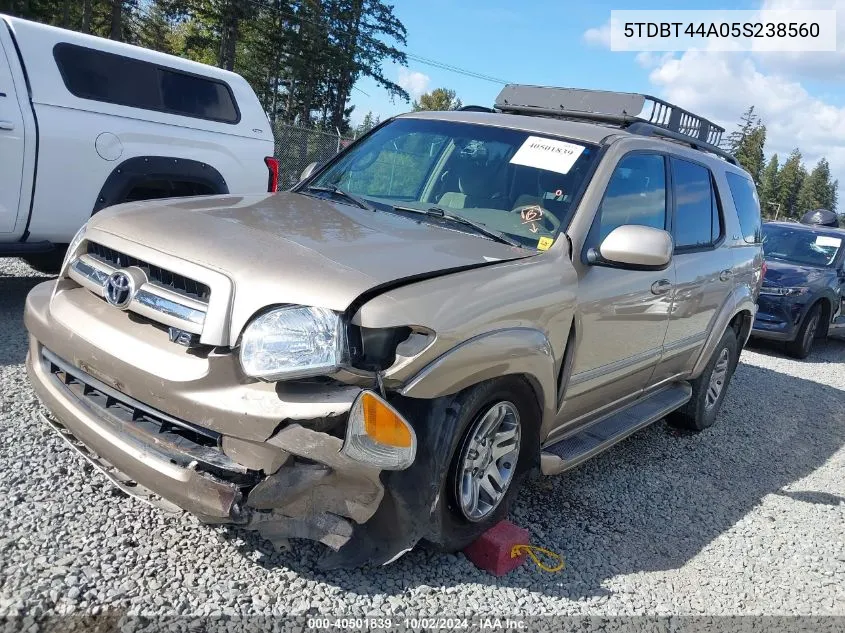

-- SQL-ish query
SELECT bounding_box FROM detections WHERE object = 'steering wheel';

[512,204,561,234]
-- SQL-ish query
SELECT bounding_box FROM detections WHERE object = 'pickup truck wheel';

[668,327,738,432]
[785,303,822,359]
[431,377,540,552]
[22,247,67,275]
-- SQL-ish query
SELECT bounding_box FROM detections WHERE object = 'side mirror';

[588,225,673,270]
[299,162,320,182]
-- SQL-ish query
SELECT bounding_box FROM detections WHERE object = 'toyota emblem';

[104,270,135,309]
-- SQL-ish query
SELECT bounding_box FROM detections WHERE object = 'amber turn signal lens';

[361,391,412,448]
[342,390,416,470]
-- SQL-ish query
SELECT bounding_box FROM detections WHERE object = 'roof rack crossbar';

[626,122,738,165]
[493,84,734,163]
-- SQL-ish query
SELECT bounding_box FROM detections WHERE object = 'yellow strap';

[511,544,565,573]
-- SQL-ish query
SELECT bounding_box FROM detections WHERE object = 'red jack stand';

[463,520,529,576]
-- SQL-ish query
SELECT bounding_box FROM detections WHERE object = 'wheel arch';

[92,156,229,214]
[806,293,837,337]
[691,285,757,379]
[399,327,558,432]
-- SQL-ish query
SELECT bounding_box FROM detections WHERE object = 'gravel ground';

[1,257,844,619]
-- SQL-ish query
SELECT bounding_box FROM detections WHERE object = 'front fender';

[691,284,757,378]
[799,288,840,327]
[399,328,557,429]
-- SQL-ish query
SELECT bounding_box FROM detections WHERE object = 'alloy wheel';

[704,348,731,411]
[803,313,820,353]
[456,401,522,522]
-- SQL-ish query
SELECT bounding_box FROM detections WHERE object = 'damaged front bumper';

[24,281,390,556]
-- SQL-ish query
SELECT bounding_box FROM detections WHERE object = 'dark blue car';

[752,221,845,358]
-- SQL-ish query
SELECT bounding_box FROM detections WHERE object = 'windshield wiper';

[393,205,522,248]
[303,184,376,212]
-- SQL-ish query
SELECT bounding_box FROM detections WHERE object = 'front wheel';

[786,303,822,359]
[669,327,738,431]
[433,378,540,552]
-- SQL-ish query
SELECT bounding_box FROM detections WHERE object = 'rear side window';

[53,43,239,124]
[671,158,722,249]
[724,172,763,244]
[595,153,667,242]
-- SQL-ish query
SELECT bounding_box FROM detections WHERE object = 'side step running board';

[540,382,692,475]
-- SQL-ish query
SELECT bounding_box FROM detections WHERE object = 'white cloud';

[583,20,611,48]
[580,2,845,186]
[397,68,431,99]
[754,0,845,80]
[645,49,845,186]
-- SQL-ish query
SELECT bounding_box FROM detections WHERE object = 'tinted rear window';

[724,172,762,244]
[53,43,239,124]
[671,158,722,249]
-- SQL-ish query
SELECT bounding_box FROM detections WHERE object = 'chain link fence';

[272,123,354,190]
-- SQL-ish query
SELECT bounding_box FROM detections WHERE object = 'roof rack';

[458,105,496,113]
[494,85,737,165]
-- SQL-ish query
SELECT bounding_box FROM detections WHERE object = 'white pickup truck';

[0,14,277,272]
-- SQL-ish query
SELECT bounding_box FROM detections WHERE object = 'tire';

[668,327,738,431]
[785,303,822,359]
[315,377,541,569]
[427,377,540,552]
[22,247,67,275]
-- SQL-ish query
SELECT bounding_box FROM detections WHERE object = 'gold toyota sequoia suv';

[24,86,764,567]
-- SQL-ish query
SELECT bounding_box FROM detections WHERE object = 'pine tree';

[412,88,463,111]
[727,106,759,152]
[728,106,766,186]
[775,149,806,219]
[759,154,779,217]
[797,158,836,213]
[829,180,839,212]
[354,111,380,136]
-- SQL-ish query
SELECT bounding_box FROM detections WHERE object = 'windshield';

[307,118,599,249]
[762,224,843,267]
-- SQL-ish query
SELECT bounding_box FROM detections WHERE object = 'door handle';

[651,279,672,295]
[719,269,734,282]
[0,120,14,131]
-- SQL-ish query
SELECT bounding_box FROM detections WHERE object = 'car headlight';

[239,306,345,380]
[61,221,89,273]
[759,286,809,296]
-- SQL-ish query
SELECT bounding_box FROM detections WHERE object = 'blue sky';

[349,0,845,195]
[350,0,763,120]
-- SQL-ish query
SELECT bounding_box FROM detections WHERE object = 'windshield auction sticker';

[816,235,842,248]
[510,136,585,175]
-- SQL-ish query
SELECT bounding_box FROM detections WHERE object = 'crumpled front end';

[22,208,539,567]
[24,278,394,557]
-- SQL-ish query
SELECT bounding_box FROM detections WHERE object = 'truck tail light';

[264,157,279,192]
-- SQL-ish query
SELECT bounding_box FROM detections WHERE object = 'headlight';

[239,306,345,380]
[61,221,88,272]
[759,286,808,296]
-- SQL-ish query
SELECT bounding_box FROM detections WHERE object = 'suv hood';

[763,258,830,288]
[90,192,532,331]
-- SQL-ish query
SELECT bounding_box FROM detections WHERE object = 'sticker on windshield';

[520,205,544,234]
[537,236,554,251]
[816,235,842,248]
[510,136,585,175]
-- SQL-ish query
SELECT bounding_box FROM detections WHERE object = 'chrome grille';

[69,243,209,336]
[88,242,210,302]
